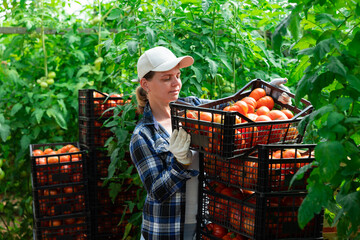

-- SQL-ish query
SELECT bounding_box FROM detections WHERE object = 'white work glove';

[168,128,192,166]
[267,78,292,105]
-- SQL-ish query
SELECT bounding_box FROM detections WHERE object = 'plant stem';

[41,0,48,77]
[98,0,102,57]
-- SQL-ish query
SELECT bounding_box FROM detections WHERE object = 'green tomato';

[223,86,232,93]
[36,79,42,84]
[91,16,101,25]
[0,168,5,180]
[48,71,56,79]
[0,159,3,168]
[46,78,54,85]
[40,82,48,88]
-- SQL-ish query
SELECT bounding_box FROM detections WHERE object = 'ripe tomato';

[47,156,59,164]
[283,149,301,159]
[249,88,266,101]
[281,109,294,119]
[33,149,44,156]
[234,100,248,116]
[266,110,288,120]
[241,96,257,109]
[255,106,270,116]
[60,154,70,163]
[223,104,241,113]
[69,147,81,158]
[255,115,272,144]
[256,96,274,110]
[43,148,54,155]
[204,223,227,239]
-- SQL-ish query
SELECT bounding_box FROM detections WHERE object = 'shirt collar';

[143,102,160,130]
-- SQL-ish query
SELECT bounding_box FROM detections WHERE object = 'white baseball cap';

[134,46,194,81]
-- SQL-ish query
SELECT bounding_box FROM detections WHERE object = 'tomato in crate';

[170,79,313,158]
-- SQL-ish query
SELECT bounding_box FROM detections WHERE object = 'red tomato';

[204,223,227,239]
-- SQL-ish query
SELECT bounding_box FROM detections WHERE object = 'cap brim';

[152,56,194,72]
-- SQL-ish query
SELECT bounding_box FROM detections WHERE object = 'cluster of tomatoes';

[204,148,310,192]
[32,144,88,239]
[92,91,130,118]
[181,87,299,156]
[204,181,310,239]
[38,216,88,240]
[32,144,83,186]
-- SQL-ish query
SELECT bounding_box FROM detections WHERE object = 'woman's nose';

[171,75,181,86]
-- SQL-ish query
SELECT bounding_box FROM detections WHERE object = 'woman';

[129,46,208,240]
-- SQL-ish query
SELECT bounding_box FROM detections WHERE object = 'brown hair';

[136,71,155,114]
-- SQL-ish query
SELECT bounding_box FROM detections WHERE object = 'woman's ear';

[140,78,149,92]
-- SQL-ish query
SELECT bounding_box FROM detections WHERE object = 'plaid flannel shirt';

[130,96,209,240]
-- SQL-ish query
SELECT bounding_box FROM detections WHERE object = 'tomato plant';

[274,1,360,238]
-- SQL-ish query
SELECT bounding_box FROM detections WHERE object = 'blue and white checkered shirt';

[130,97,209,240]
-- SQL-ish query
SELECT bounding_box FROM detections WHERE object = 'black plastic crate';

[170,79,313,158]
[34,213,90,240]
[33,182,89,219]
[78,89,131,119]
[202,144,315,193]
[199,190,323,240]
[78,117,113,148]
[30,142,87,188]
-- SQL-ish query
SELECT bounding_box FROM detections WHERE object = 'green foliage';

[277,0,360,238]
[3,0,359,238]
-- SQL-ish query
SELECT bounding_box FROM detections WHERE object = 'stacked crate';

[78,89,139,239]
[170,79,324,239]
[30,142,90,240]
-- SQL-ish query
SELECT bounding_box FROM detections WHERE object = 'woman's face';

[143,66,182,104]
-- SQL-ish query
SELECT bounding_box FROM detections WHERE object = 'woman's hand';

[168,128,192,166]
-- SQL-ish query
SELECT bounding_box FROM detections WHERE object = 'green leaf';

[190,66,203,83]
[46,108,67,130]
[0,119,10,142]
[272,14,291,54]
[218,52,233,73]
[205,57,218,78]
[76,65,92,77]
[298,182,332,228]
[335,97,353,111]
[336,191,360,226]
[347,75,360,93]
[290,162,316,188]
[327,112,344,128]
[327,56,347,77]
[73,50,85,63]
[127,41,138,56]
[289,12,300,41]
[107,8,121,20]
[20,134,31,153]
[146,27,156,46]
[315,13,343,27]
[32,108,45,124]
[290,56,310,82]
[315,141,344,181]
[10,103,22,116]
[295,72,317,104]
[313,38,338,63]
[108,182,122,202]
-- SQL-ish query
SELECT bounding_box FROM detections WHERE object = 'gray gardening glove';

[169,128,192,166]
[267,78,292,105]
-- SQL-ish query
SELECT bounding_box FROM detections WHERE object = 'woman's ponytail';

[135,85,148,114]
